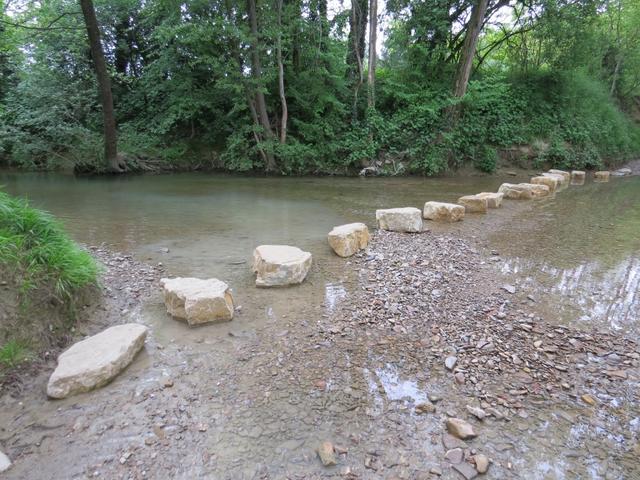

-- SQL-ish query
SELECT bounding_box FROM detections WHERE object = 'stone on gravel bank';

[317,441,337,466]
[423,202,465,222]
[327,223,370,257]
[613,168,632,176]
[476,192,503,208]
[252,245,312,287]
[594,171,610,182]
[47,324,148,399]
[160,277,234,325]
[376,207,423,232]
[458,195,488,213]
[0,451,11,473]
[446,418,477,440]
[531,175,558,192]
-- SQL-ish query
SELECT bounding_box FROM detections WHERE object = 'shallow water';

[2,171,638,333]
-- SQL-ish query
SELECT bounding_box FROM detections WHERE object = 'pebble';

[446,418,477,440]
[502,284,516,294]
[445,356,458,371]
[466,405,486,420]
[453,462,479,479]
[317,441,337,466]
[445,448,464,464]
[473,454,489,473]
[415,402,436,414]
[0,451,11,473]
[581,394,597,406]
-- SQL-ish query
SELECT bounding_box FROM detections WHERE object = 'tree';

[453,0,489,98]
[367,0,378,109]
[79,0,124,172]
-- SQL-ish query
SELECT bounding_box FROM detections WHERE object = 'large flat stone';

[160,277,234,325]
[423,201,465,222]
[457,195,488,213]
[476,192,503,208]
[498,183,549,199]
[328,223,370,257]
[376,207,423,232]
[594,170,610,181]
[548,169,571,183]
[571,170,586,184]
[47,324,148,399]
[252,245,312,287]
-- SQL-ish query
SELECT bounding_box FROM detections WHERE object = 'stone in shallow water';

[252,245,312,287]
[423,202,465,222]
[457,195,488,214]
[530,175,558,193]
[327,223,370,257]
[376,207,423,232]
[475,192,503,208]
[571,170,586,184]
[47,324,148,399]
[160,277,234,325]
[594,171,610,182]
[0,451,11,473]
[548,169,571,183]
[498,183,550,199]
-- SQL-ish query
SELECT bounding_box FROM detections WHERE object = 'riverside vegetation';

[1,0,640,174]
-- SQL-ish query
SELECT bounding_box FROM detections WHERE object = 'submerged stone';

[423,202,465,222]
[327,223,370,257]
[376,207,423,232]
[252,245,312,287]
[47,324,148,399]
[160,277,234,325]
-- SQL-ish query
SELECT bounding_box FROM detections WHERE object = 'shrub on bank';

[0,191,99,371]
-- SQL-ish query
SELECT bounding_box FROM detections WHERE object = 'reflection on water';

[489,176,640,333]
[323,283,347,312]
[364,363,429,404]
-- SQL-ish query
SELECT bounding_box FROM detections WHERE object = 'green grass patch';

[0,190,99,301]
[0,340,28,368]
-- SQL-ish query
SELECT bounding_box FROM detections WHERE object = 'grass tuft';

[0,340,28,368]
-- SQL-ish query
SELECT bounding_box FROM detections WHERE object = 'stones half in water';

[612,168,632,177]
[571,170,586,184]
[328,222,370,257]
[160,277,234,325]
[498,183,550,199]
[457,195,488,213]
[548,169,571,183]
[476,192,503,208]
[252,245,312,287]
[376,207,423,232]
[423,201,465,222]
[594,171,610,182]
[47,323,148,399]
[531,175,559,193]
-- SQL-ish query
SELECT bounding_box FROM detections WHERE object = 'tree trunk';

[246,0,277,171]
[367,0,377,109]
[452,0,489,98]
[79,0,123,172]
[276,0,288,143]
[347,0,367,122]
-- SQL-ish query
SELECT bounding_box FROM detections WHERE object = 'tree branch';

[0,11,83,31]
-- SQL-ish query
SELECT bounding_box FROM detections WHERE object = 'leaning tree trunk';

[347,0,367,122]
[452,0,489,99]
[367,0,378,109]
[79,0,123,172]
[276,0,288,144]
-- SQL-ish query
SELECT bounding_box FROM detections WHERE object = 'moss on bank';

[0,191,99,373]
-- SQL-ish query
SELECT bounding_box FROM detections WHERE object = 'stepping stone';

[594,171,610,182]
[571,170,586,184]
[327,223,370,257]
[548,169,571,183]
[0,451,11,473]
[160,277,234,325]
[423,201,465,222]
[542,172,567,187]
[252,245,312,287]
[458,195,488,213]
[47,324,148,399]
[498,183,550,199]
[531,175,558,193]
[376,207,423,232]
[476,192,503,208]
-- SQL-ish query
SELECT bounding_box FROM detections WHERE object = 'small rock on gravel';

[453,462,478,479]
[473,454,489,474]
[445,356,458,370]
[0,451,11,473]
[446,418,477,440]
[445,448,464,464]
[466,405,486,420]
[317,441,337,466]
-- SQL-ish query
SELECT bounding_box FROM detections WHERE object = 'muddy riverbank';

[1,217,638,479]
